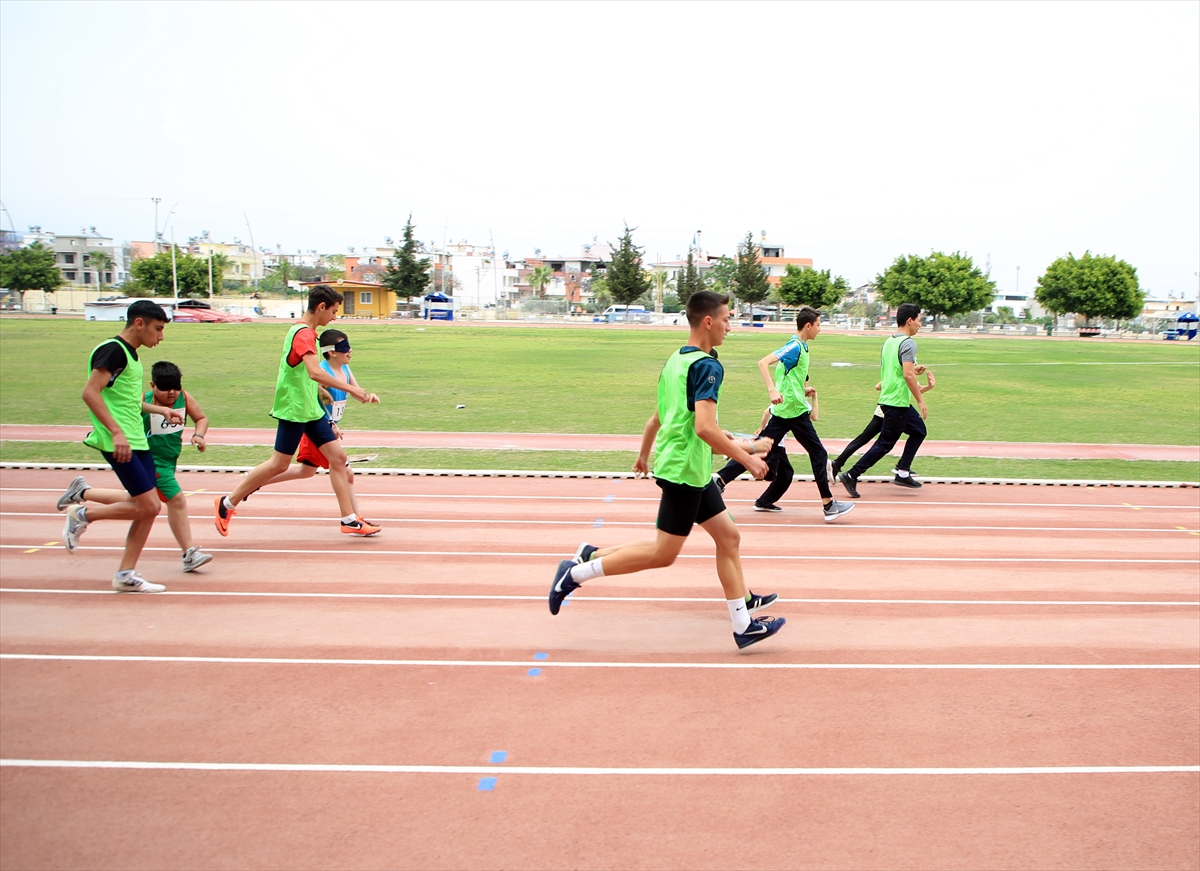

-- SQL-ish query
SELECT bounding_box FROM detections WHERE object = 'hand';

[111,430,131,463]
[190,433,207,453]
[769,389,783,405]
[925,372,936,387]
[804,385,817,398]
[632,456,650,477]
[914,364,927,375]
[919,402,928,421]
[157,406,185,425]
[359,390,380,404]
[745,453,769,480]
[752,436,776,455]
[333,424,343,440]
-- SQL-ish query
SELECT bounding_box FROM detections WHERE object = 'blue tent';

[422,292,454,321]
[1178,310,1198,340]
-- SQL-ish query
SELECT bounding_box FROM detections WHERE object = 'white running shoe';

[57,476,90,511]
[63,504,88,553]
[181,547,213,572]
[113,571,165,593]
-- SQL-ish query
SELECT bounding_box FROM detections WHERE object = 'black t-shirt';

[90,336,138,388]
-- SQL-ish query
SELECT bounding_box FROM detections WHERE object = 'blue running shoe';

[745,590,777,613]
[574,542,598,563]
[549,559,580,615]
[734,615,786,649]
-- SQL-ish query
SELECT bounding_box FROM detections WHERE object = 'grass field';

[2,318,1197,479]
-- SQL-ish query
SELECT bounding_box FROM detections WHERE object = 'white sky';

[2,0,1197,298]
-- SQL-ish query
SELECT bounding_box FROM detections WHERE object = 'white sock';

[342,513,358,524]
[727,598,751,633]
[896,469,910,478]
[569,557,605,584]
[115,569,134,579]
[222,496,235,510]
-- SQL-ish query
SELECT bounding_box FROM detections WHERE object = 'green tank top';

[653,349,715,488]
[878,334,912,408]
[143,390,186,465]
[773,339,811,418]
[270,323,323,422]
[83,339,148,453]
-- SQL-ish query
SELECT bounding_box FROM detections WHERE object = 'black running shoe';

[548,559,579,615]
[574,542,598,563]
[837,472,860,499]
[753,503,783,513]
[829,459,842,479]
[711,473,726,493]
[893,474,922,489]
[745,591,778,614]
[734,615,786,649]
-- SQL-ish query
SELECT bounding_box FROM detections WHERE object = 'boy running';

[837,302,928,497]
[830,367,935,480]
[213,285,380,537]
[549,290,786,650]
[713,306,854,521]
[61,300,173,592]
[247,328,376,526]
[59,360,215,573]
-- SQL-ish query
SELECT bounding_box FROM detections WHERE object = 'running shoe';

[823,500,855,522]
[745,590,778,613]
[341,518,381,536]
[182,546,213,572]
[548,559,580,615]
[837,472,861,499]
[56,476,90,511]
[113,571,165,593]
[355,514,378,528]
[214,497,235,536]
[734,615,786,649]
[63,504,88,553]
[711,473,726,493]
[829,459,842,480]
[574,542,598,563]
[754,503,783,513]
[892,474,922,489]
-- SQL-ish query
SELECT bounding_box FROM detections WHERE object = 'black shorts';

[273,417,337,456]
[655,478,727,537]
[100,449,158,498]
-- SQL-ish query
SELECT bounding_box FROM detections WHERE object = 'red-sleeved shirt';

[286,324,317,367]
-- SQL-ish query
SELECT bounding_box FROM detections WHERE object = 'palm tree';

[87,250,114,295]
[527,265,553,299]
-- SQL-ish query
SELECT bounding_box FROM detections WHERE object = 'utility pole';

[152,198,160,253]
[208,250,214,301]
[170,226,179,303]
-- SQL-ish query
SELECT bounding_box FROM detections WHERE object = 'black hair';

[686,290,730,327]
[151,361,182,391]
[896,302,921,327]
[795,306,821,329]
[319,328,348,358]
[126,299,169,326]
[308,284,344,312]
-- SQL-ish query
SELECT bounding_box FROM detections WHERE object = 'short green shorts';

[154,462,182,502]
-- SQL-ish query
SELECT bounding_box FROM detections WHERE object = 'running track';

[1,467,1197,870]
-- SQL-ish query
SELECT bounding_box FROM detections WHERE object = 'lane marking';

[477,776,497,790]
[1,588,1196,607]
[2,759,1196,776]
[22,540,60,554]
[3,654,1196,671]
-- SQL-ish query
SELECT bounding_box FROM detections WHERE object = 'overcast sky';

[2,1,1197,298]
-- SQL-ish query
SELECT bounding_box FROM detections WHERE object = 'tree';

[128,251,211,298]
[0,242,62,309]
[382,215,431,304]
[1034,251,1142,326]
[87,249,115,295]
[733,231,771,308]
[526,264,554,299]
[706,255,736,297]
[676,251,705,307]
[875,251,995,331]
[605,224,652,318]
[777,264,849,311]
[649,268,675,313]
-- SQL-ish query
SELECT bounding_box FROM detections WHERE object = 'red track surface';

[3,424,1198,462]
[1,468,1198,870]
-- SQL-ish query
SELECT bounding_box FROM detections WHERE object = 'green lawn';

[2,318,1197,477]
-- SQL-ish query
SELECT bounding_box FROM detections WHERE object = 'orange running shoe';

[340,517,380,536]
[214,496,236,537]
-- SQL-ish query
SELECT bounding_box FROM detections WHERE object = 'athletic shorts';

[154,462,182,502]
[100,449,158,498]
[295,434,330,469]
[273,417,337,457]
[655,477,727,537]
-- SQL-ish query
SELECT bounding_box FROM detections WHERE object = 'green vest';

[143,389,186,465]
[654,349,715,488]
[878,334,913,408]
[773,339,811,418]
[83,339,148,453]
[270,323,323,422]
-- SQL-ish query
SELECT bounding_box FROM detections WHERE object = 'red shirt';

[286,324,317,367]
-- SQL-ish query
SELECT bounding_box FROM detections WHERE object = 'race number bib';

[149,412,184,436]
[328,399,347,424]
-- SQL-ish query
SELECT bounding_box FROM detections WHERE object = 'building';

[300,278,396,318]
[1140,292,1197,321]
[187,235,262,287]
[22,227,129,289]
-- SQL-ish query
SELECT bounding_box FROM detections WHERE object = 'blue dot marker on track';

[534,652,548,660]
[478,777,497,791]
[594,518,604,527]
[604,495,614,503]
[528,668,542,676]
[489,751,507,764]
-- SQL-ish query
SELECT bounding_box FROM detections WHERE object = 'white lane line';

[3,654,1196,670]
[4,511,1196,535]
[1,759,1195,776]
[2,588,1196,607]
[3,543,1195,564]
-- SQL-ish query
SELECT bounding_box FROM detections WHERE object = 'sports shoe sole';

[753,504,783,512]
[57,476,88,511]
[549,559,579,615]
[823,503,855,522]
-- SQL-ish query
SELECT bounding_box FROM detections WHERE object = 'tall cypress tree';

[383,214,431,304]
[733,231,771,308]
[606,224,652,317]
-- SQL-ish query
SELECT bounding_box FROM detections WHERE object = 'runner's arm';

[757,352,784,405]
[184,391,209,451]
